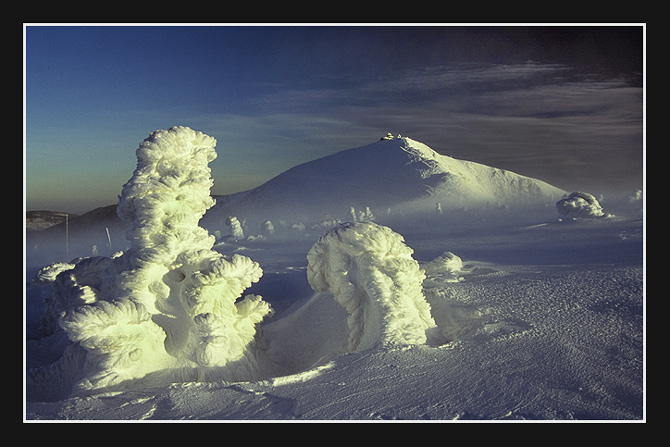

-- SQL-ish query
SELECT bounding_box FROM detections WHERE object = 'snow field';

[26,262,642,420]
[25,127,644,420]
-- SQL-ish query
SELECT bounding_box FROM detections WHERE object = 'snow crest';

[306,221,439,351]
[28,127,273,396]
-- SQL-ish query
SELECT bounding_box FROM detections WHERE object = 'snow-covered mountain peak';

[368,133,442,159]
[204,136,565,229]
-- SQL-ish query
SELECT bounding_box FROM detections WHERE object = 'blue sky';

[24,25,644,213]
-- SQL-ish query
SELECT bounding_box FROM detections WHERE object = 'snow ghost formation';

[306,221,438,352]
[226,216,245,240]
[32,126,272,395]
[556,191,610,219]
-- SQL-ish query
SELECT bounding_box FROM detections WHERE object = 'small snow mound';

[556,191,612,219]
[306,221,438,352]
[423,251,464,284]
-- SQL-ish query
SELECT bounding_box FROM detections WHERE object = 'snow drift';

[203,135,565,231]
[556,191,611,219]
[28,127,273,397]
[306,221,440,351]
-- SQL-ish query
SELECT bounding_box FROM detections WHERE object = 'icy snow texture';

[556,191,609,219]
[29,127,272,395]
[306,221,438,351]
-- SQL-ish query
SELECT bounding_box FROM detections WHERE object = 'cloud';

[182,61,641,197]
[244,62,642,193]
[360,62,570,96]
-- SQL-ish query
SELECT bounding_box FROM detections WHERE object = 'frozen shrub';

[556,191,611,219]
[290,222,306,232]
[306,221,438,352]
[422,251,464,285]
[36,255,126,338]
[29,127,272,395]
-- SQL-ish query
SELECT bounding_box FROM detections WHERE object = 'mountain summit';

[204,136,565,228]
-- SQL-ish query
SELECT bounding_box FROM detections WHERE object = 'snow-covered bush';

[30,127,272,395]
[556,191,611,219]
[35,255,126,338]
[306,221,438,352]
[422,251,464,285]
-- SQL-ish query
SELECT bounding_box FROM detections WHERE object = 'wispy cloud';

[230,61,643,193]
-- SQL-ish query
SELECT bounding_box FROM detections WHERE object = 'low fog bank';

[25,186,643,271]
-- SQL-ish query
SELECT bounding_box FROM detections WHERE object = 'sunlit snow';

[25,127,644,420]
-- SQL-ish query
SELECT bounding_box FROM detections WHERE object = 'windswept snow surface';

[25,132,643,421]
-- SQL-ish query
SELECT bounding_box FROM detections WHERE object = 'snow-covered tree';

[226,216,245,240]
[30,127,273,395]
[306,221,438,352]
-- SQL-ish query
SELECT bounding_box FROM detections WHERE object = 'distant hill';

[25,205,125,266]
[26,135,566,264]
[26,210,77,232]
[202,135,565,229]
